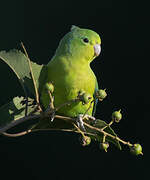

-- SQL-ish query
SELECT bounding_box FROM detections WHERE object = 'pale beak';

[94,44,101,57]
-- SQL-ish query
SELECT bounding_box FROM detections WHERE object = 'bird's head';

[56,25,101,63]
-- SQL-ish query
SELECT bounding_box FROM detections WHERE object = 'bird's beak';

[94,44,101,57]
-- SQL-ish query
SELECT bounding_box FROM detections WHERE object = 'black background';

[0,0,149,179]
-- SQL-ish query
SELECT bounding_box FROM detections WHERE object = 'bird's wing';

[92,77,99,116]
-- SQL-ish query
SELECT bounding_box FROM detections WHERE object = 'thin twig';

[0,114,41,133]
[0,109,132,146]
[83,100,94,119]
[54,115,73,122]
[1,130,32,137]
[25,96,28,116]
[21,42,42,112]
[83,122,133,146]
[73,122,85,138]
[47,90,54,110]
[0,102,133,147]
[55,99,78,112]
[0,113,72,134]
[1,125,96,138]
[101,120,114,131]
[102,134,106,143]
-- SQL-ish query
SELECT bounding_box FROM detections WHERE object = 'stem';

[0,114,41,133]
[25,96,28,116]
[54,115,73,121]
[73,123,86,138]
[1,125,96,138]
[101,120,114,130]
[55,99,78,112]
[47,90,54,110]
[83,122,132,146]
[82,100,94,119]
[0,112,132,146]
[0,96,133,147]
[21,42,42,112]
[1,130,32,137]
[31,128,96,137]
[102,134,106,143]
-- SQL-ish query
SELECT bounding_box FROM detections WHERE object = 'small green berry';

[84,136,91,146]
[99,142,109,152]
[96,89,107,101]
[130,144,143,155]
[45,82,54,93]
[112,109,122,123]
[82,93,92,104]
[79,136,91,146]
[78,91,92,104]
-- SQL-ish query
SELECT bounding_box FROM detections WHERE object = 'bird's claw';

[76,114,96,131]
[44,106,55,122]
[50,111,55,122]
[76,114,86,132]
[83,114,96,121]
[91,118,97,125]
[84,114,97,125]
[76,114,95,131]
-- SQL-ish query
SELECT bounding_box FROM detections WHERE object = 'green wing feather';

[92,78,99,116]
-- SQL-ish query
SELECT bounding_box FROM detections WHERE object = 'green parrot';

[41,25,101,129]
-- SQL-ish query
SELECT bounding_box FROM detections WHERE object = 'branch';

[0,89,133,148]
[1,127,97,138]
[55,99,79,112]
[83,122,133,146]
[0,111,132,147]
[1,130,32,137]
[47,90,54,110]
[0,114,41,133]
[82,100,94,118]
[21,42,42,112]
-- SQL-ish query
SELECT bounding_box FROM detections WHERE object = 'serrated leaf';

[87,119,122,150]
[0,50,30,95]
[0,96,39,127]
[24,61,47,96]
[0,49,46,97]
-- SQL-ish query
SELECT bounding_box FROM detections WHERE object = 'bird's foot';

[76,114,86,132]
[83,114,98,125]
[76,114,95,131]
[50,111,55,122]
[44,106,55,122]
[82,114,96,121]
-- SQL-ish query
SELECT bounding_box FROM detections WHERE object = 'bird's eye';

[83,38,89,43]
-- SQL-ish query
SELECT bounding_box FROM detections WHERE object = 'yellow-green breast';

[41,56,96,117]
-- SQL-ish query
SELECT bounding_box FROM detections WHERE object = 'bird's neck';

[52,52,90,66]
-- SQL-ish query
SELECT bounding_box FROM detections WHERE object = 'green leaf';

[0,50,30,95]
[24,61,47,96]
[88,119,122,150]
[0,96,39,127]
[0,49,46,97]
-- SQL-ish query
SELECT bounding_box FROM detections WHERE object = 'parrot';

[40,25,101,130]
